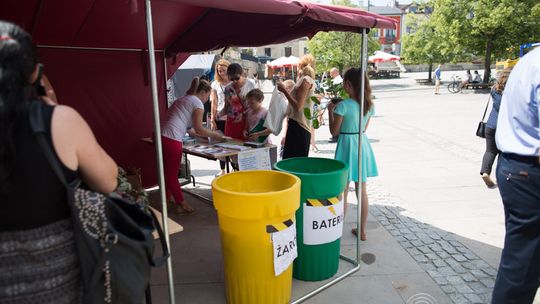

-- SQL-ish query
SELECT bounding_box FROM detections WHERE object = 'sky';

[316,0,413,6]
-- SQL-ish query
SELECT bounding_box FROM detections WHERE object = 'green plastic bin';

[274,157,348,281]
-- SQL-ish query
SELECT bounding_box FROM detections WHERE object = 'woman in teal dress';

[329,67,378,241]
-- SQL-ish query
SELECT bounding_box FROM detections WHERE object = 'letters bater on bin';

[274,157,348,281]
[212,170,301,304]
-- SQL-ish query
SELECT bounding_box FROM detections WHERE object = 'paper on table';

[214,143,251,151]
[237,147,271,170]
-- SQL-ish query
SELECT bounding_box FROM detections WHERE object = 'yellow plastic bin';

[212,170,301,304]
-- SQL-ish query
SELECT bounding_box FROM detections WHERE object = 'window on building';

[304,47,308,54]
[284,47,292,57]
[264,48,271,57]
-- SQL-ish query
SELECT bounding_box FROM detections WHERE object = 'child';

[329,68,378,241]
[244,88,270,143]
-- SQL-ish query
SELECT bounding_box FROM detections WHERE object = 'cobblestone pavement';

[366,180,497,304]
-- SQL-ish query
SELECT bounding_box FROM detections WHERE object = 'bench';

[415,79,434,85]
[370,70,400,79]
[463,82,492,90]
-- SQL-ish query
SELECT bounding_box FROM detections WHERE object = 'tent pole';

[357,27,368,267]
[291,27,369,304]
[145,1,176,303]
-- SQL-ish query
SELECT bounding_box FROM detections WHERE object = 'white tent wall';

[169,54,218,105]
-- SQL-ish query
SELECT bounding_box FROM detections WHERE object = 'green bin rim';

[211,170,301,197]
[273,157,348,178]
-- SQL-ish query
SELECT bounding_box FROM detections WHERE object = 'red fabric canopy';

[1,0,396,186]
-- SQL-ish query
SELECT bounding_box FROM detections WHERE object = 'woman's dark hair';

[343,67,373,116]
[227,63,243,76]
[0,21,39,192]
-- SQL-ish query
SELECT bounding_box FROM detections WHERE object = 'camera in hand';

[36,84,46,96]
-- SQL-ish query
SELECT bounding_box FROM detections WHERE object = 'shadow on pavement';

[146,185,504,304]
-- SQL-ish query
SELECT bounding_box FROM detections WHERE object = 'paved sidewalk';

[150,73,540,304]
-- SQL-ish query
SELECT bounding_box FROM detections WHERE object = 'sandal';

[172,203,196,215]
[351,228,367,241]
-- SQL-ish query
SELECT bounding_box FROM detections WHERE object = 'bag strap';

[29,100,69,186]
[480,93,492,122]
[148,208,170,267]
[30,100,170,269]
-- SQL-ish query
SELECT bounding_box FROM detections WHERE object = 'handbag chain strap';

[480,93,492,122]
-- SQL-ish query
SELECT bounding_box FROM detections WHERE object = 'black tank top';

[0,104,78,231]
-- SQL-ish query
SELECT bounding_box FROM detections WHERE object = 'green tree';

[307,0,380,73]
[401,11,447,81]
[430,0,540,82]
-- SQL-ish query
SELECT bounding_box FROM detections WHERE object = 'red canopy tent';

[0,0,396,187]
[1,1,396,302]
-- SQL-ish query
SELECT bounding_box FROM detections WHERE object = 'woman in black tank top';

[0,21,118,303]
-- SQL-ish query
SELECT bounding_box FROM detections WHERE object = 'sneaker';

[481,173,496,188]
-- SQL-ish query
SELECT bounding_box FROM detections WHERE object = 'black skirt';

[282,119,311,159]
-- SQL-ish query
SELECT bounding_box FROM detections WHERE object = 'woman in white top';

[210,59,230,176]
[277,60,316,159]
[161,78,225,214]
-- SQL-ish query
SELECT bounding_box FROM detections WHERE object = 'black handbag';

[476,121,487,138]
[476,95,491,138]
[29,100,169,304]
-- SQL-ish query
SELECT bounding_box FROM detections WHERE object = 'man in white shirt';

[492,47,540,304]
[330,67,343,85]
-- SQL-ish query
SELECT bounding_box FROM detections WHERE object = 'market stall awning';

[0,0,397,186]
[266,56,300,69]
[368,50,401,63]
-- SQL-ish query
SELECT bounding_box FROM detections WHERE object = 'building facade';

[369,6,404,55]
[251,37,309,60]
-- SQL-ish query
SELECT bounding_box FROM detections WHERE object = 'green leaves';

[402,0,540,81]
[303,107,312,120]
[310,96,321,105]
[427,0,539,61]
[307,0,380,72]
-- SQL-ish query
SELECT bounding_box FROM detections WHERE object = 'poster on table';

[237,148,271,171]
[303,197,344,245]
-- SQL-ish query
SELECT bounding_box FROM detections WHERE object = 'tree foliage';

[401,3,449,80]
[402,0,540,81]
[307,0,380,73]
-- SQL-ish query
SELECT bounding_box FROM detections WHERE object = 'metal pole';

[290,265,360,304]
[145,1,176,303]
[36,45,164,52]
[357,27,368,266]
[290,27,370,304]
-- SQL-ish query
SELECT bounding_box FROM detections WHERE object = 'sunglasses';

[229,75,241,81]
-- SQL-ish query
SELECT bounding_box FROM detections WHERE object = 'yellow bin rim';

[212,170,300,197]
[211,170,301,219]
